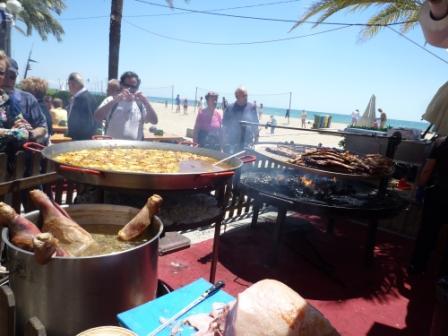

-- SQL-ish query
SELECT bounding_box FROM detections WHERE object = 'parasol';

[356,94,376,127]
[422,81,448,136]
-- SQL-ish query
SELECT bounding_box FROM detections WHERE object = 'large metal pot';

[2,204,163,336]
[24,140,255,190]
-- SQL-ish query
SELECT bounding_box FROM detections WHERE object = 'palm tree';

[108,0,186,80]
[291,0,422,40]
[14,0,66,41]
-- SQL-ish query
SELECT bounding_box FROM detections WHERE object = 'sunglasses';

[7,72,17,80]
[0,70,5,76]
[121,83,138,89]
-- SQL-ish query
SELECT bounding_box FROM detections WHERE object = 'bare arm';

[135,92,158,124]
[417,159,436,187]
[29,127,47,142]
[94,96,119,122]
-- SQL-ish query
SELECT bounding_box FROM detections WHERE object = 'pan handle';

[92,135,113,140]
[178,140,199,148]
[200,171,235,178]
[58,165,103,176]
[23,142,46,153]
[238,155,256,164]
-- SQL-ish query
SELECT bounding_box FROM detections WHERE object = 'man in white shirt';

[95,71,158,140]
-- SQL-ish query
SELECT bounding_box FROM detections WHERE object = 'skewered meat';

[0,202,42,251]
[287,147,393,175]
[265,146,300,159]
[118,194,163,241]
[33,232,69,264]
[29,189,96,256]
[224,279,339,336]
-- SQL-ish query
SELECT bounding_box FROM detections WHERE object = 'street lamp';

[0,0,23,56]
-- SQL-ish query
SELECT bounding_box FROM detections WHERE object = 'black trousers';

[411,187,448,275]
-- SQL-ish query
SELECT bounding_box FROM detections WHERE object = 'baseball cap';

[7,57,18,75]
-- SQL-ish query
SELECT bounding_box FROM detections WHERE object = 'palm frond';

[291,0,422,39]
[14,0,66,41]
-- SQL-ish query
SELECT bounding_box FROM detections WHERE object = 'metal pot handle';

[92,135,113,140]
[58,164,103,176]
[23,142,46,153]
[238,155,256,164]
[199,171,235,178]
[178,140,199,148]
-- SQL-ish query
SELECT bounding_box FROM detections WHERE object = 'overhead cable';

[124,18,352,45]
[133,0,415,27]
[387,26,448,65]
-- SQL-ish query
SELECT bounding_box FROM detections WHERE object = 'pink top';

[194,108,222,132]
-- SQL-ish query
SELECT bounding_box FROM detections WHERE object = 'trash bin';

[430,276,448,336]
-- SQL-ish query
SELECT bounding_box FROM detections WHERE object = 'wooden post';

[0,286,16,336]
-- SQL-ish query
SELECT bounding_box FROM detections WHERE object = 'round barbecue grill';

[238,167,405,218]
[237,165,408,266]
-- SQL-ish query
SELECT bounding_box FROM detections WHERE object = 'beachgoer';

[94,71,157,140]
[301,110,307,128]
[20,77,53,135]
[258,103,264,120]
[222,97,228,111]
[222,86,259,153]
[285,108,290,124]
[50,98,68,127]
[164,100,168,108]
[107,79,121,97]
[410,135,448,276]
[198,97,204,109]
[267,115,277,134]
[351,109,360,126]
[175,94,181,113]
[183,98,188,115]
[420,1,448,47]
[3,58,47,143]
[378,108,387,129]
[192,91,222,150]
[67,72,98,140]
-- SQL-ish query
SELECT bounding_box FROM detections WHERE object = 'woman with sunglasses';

[192,91,223,151]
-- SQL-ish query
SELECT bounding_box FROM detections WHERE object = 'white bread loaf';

[224,279,339,336]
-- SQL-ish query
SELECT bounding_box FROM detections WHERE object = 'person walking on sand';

[183,98,188,115]
[378,108,387,129]
[351,109,360,126]
[285,108,290,124]
[175,94,181,113]
[301,110,307,128]
[258,103,264,120]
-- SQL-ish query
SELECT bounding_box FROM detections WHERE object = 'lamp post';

[0,0,23,56]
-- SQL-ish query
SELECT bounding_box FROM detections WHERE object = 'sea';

[149,96,430,131]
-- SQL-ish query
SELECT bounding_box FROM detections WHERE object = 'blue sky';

[9,0,448,122]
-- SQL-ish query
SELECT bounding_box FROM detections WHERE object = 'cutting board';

[117,278,235,336]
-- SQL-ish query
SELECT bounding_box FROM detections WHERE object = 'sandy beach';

[151,102,346,148]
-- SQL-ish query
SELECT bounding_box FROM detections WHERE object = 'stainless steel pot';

[24,140,255,190]
[2,204,163,336]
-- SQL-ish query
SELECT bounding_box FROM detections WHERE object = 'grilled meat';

[287,148,393,175]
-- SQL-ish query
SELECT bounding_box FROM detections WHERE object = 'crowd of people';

[0,52,262,166]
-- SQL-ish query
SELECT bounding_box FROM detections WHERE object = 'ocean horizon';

[149,96,430,132]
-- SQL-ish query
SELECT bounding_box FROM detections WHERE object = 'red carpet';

[159,215,437,335]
